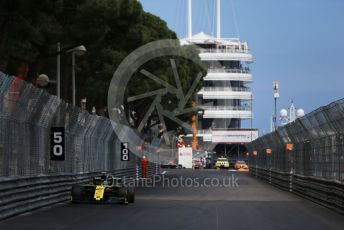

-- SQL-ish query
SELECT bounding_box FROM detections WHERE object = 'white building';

[181,0,257,149]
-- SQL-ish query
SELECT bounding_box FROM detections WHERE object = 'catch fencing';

[0,72,161,176]
[247,98,344,213]
[0,72,157,219]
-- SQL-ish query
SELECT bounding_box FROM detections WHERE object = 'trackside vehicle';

[234,161,249,171]
[215,157,230,169]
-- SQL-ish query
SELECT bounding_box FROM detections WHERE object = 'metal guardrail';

[0,164,155,220]
[250,166,344,214]
[247,98,344,214]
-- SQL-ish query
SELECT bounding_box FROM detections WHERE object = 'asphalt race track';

[1,169,343,230]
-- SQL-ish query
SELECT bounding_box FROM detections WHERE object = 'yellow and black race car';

[71,173,135,204]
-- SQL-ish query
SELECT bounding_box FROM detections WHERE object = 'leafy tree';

[0,0,205,133]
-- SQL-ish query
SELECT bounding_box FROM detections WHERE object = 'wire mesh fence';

[247,98,344,182]
[0,72,142,177]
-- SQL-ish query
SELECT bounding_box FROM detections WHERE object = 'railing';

[199,48,250,54]
[250,166,344,214]
[199,106,251,111]
[247,98,344,214]
[196,129,212,134]
[197,128,257,134]
[0,165,156,220]
[201,87,251,92]
[207,68,250,74]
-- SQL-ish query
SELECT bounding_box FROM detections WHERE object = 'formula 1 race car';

[71,173,135,204]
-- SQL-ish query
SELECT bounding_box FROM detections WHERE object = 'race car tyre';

[117,187,128,204]
[71,184,84,201]
[127,187,135,203]
[118,187,127,197]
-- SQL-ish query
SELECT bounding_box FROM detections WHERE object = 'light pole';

[250,93,253,141]
[56,44,86,105]
[57,42,61,99]
[69,45,87,106]
[72,51,76,105]
[273,81,279,131]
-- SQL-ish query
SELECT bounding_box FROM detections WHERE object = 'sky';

[139,0,344,134]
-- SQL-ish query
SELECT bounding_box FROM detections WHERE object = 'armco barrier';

[0,164,155,220]
[250,166,344,214]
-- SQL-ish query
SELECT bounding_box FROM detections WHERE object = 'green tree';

[0,0,205,132]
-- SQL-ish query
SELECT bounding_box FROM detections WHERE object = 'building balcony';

[204,68,252,81]
[204,72,252,82]
[199,48,250,54]
[199,106,251,111]
[196,129,212,134]
[186,130,212,142]
[202,109,252,119]
[198,89,253,100]
[207,67,250,74]
[190,129,259,143]
[199,48,253,62]
[201,87,251,92]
